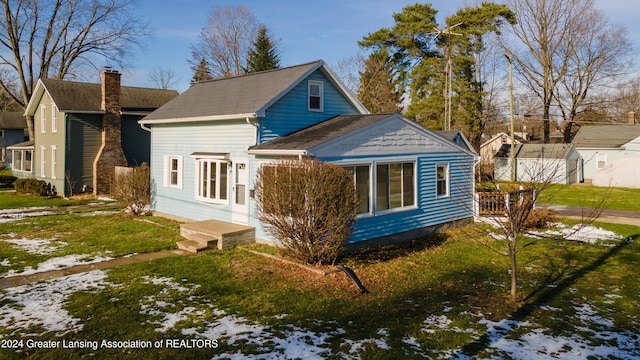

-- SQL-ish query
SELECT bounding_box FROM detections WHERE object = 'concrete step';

[176,239,217,253]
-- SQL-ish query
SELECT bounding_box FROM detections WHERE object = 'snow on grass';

[0,270,110,336]
[3,237,67,255]
[0,210,55,223]
[3,254,114,277]
[528,223,623,244]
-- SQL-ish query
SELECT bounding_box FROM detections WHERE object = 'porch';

[177,219,255,253]
[475,189,535,217]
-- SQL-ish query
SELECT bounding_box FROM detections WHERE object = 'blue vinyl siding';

[258,70,361,143]
[150,120,257,222]
[1,129,26,164]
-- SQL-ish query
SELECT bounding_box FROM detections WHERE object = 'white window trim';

[51,105,58,133]
[596,153,607,169]
[164,155,183,189]
[194,156,229,204]
[436,162,450,198]
[40,146,46,178]
[336,158,417,217]
[50,145,57,179]
[308,80,324,112]
[40,105,46,134]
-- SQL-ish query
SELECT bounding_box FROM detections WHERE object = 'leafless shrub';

[112,163,151,216]
[255,158,358,265]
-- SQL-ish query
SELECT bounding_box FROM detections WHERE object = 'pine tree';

[357,49,403,114]
[245,25,281,73]
[191,57,213,85]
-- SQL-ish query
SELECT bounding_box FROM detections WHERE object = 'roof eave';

[139,113,259,125]
[247,149,308,156]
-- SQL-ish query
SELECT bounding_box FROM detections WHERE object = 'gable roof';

[496,143,575,159]
[436,130,476,153]
[572,124,640,148]
[139,60,367,124]
[249,113,478,158]
[0,112,27,129]
[480,132,523,148]
[24,78,179,116]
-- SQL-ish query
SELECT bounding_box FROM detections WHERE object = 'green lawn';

[538,183,640,211]
[0,191,109,209]
[1,205,638,358]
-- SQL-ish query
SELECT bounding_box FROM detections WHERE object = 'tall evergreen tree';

[191,57,213,84]
[357,49,403,113]
[245,25,281,73]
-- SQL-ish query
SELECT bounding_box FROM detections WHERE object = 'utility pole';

[506,53,515,181]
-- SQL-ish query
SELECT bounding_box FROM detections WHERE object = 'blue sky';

[124,0,639,92]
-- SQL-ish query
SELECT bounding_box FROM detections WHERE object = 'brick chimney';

[628,111,636,124]
[93,69,128,194]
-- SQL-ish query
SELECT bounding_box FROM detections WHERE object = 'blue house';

[140,60,478,251]
[0,112,27,168]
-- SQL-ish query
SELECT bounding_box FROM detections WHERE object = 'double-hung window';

[596,153,606,169]
[195,158,228,203]
[164,155,183,188]
[40,146,46,177]
[52,105,58,133]
[50,145,57,179]
[436,163,449,197]
[40,105,46,133]
[308,80,323,112]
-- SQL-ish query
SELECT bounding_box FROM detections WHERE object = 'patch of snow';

[0,210,55,223]
[528,223,623,244]
[4,254,113,277]
[0,270,110,336]
[3,237,66,255]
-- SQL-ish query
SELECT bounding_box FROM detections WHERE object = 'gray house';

[494,143,580,184]
[0,112,27,167]
[571,124,640,184]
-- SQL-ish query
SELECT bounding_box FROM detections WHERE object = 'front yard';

[0,191,639,359]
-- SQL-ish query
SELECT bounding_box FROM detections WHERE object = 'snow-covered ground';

[1,206,638,358]
[0,269,637,359]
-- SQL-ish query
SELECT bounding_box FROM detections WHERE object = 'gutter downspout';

[139,121,151,132]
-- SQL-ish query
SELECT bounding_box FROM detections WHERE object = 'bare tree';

[554,6,631,142]
[148,66,178,90]
[0,0,151,140]
[191,5,258,78]
[474,147,607,299]
[503,0,629,143]
[334,53,366,96]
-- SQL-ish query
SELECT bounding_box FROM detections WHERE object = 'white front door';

[231,158,249,224]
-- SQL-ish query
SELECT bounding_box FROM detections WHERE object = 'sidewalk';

[540,203,640,227]
[0,249,187,290]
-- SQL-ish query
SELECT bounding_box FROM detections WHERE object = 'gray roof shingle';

[496,143,574,159]
[0,112,26,129]
[572,124,640,148]
[41,79,179,112]
[141,61,349,122]
[249,113,394,152]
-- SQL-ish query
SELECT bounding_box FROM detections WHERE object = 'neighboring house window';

[40,146,46,177]
[13,150,21,170]
[195,158,228,203]
[51,105,58,133]
[343,165,371,215]
[308,80,323,112]
[50,145,57,179]
[596,153,606,169]
[164,155,183,188]
[376,162,415,212]
[436,163,449,197]
[40,105,46,133]
[25,151,32,172]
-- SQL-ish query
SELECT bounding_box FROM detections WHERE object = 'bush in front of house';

[14,178,51,196]
[255,158,359,265]
[0,174,17,188]
[112,163,151,216]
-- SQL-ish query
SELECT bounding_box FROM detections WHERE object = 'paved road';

[540,203,640,227]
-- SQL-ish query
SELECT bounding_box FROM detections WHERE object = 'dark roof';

[436,130,460,142]
[496,143,574,159]
[40,79,179,112]
[249,113,394,151]
[141,60,365,123]
[572,124,640,148]
[0,112,26,129]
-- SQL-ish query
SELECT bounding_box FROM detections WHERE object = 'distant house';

[0,112,27,167]
[571,124,640,186]
[19,70,178,195]
[140,60,478,250]
[494,143,580,184]
[479,132,523,176]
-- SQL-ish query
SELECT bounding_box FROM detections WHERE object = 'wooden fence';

[475,189,535,216]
